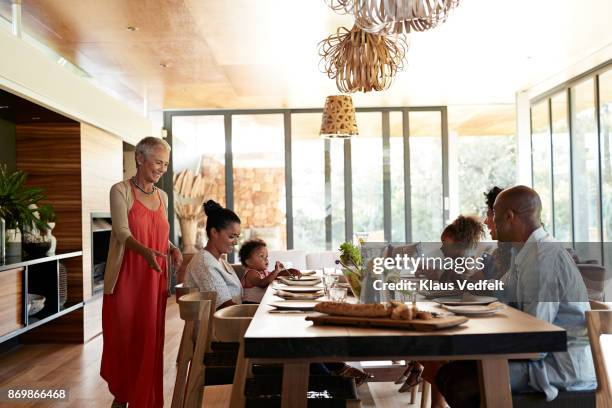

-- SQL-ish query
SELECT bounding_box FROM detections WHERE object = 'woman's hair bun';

[203,200,222,216]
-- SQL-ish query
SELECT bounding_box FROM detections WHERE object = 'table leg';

[281,362,309,408]
[229,340,249,408]
[478,359,512,408]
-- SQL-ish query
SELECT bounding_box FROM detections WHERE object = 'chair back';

[172,291,216,408]
[231,263,246,280]
[578,264,608,301]
[590,300,611,311]
[585,309,612,407]
[213,304,258,342]
[175,283,197,303]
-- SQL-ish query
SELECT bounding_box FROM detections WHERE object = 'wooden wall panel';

[20,308,84,344]
[15,123,83,252]
[61,256,84,304]
[81,123,123,300]
[0,268,24,337]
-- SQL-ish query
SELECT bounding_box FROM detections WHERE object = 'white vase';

[179,218,198,254]
[45,222,57,255]
[6,228,21,257]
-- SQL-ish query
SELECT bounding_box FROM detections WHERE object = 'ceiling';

[1,0,611,121]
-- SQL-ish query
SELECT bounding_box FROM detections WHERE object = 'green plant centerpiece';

[0,165,53,256]
[336,242,363,298]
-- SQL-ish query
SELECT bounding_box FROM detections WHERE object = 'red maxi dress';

[101,185,169,407]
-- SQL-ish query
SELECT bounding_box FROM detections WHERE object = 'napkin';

[275,289,324,300]
[278,276,321,286]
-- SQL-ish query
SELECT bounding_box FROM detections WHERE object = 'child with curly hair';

[238,238,299,303]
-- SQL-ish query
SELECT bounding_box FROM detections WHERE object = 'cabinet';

[0,251,83,343]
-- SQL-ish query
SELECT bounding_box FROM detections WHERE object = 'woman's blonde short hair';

[135,137,171,162]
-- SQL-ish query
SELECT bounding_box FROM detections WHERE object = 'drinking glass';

[322,274,338,298]
[323,267,335,276]
[330,286,348,303]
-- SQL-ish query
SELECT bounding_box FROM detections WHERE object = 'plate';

[272,284,323,293]
[278,276,321,286]
[269,301,318,310]
[442,303,505,316]
[433,295,498,306]
[418,289,464,299]
[274,290,324,300]
[288,275,320,281]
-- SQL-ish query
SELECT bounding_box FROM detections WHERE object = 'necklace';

[131,177,156,195]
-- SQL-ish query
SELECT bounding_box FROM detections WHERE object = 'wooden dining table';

[229,285,567,408]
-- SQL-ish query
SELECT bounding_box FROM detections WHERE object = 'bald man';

[436,186,596,407]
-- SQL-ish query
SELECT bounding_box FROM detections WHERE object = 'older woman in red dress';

[100,137,182,408]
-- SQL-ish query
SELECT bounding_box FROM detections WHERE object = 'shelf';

[0,302,84,343]
[92,227,112,233]
[0,251,83,273]
[0,253,84,344]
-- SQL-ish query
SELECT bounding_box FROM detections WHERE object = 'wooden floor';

[0,298,422,407]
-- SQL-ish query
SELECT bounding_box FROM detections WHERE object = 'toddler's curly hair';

[238,238,267,266]
[442,215,484,250]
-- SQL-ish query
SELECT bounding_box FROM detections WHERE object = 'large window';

[232,114,287,249]
[600,69,612,265]
[409,111,443,242]
[449,105,517,226]
[329,140,346,250]
[531,101,553,231]
[292,114,326,250]
[172,115,226,248]
[390,112,406,242]
[551,92,572,242]
[352,113,384,242]
[530,62,612,268]
[172,115,226,206]
[170,107,512,251]
[571,79,601,261]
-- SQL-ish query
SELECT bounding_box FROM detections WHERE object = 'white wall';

[0,28,157,144]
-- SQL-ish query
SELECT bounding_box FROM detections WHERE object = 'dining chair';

[420,382,431,408]
[172,291,214,408]
[174,283,198,363]
[589,300,610,311]
[172,291,238,408]
[512,306,610,407]
[585,309,612,407]
[578,264,608,301]
[408,381,430,407]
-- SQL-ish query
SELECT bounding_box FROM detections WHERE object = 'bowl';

[28,294,46,316]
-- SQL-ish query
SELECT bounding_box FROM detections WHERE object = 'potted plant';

[37,204,57,255]
[336,242,364,298]
[0,165,49,256]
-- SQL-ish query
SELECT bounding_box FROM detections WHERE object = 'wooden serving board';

[305,314,468,331]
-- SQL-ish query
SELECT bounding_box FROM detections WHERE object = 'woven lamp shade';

[320,95,359,139]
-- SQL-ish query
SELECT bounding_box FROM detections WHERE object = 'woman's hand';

[143,248,166,272]
[171,246,183,270]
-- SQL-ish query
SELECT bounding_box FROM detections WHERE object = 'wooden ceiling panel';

[164,83,238,109]
[0,0,610,115]
[223,65,288,98]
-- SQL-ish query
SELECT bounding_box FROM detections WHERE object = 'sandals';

[396,361,424,392]
[332,365,373,386]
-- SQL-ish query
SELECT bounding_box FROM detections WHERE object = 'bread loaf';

[314,302,390,317]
